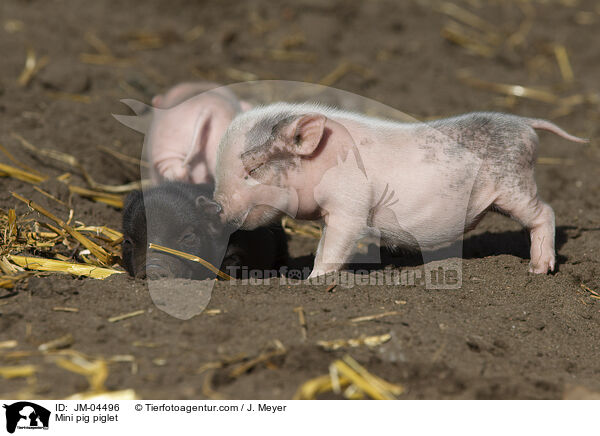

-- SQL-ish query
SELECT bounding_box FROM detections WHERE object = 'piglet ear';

[290,114,326,156]
[239,100,253,112]
[195,196,222,216]
[151,94,163,108]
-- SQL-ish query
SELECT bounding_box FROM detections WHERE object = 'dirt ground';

[1,0,600,399]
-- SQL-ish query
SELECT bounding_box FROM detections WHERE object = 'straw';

[350,311,401,323]
[553,44,574,83]
[281,216,321,238]
[0,142,45,176]
[54,352,108,393]
[84,32,112,56]
[228,340,286,378]
[148,243,234,280]
[68,185,124,208]
[0,340,18,350]
[457,71,560,103]
[0,365,36,379]
[441,21,495,58]
[38,334,74,352]
[436,2,500,36]
[98,145,149,168]
[294,355,403,400]
[11,132,144,193]
[17,47,49,87]
[33,186,69,208]
[12,192,114,265]
[0,162,46,184]
[293,374,352,400]
[53,307,79,313]
[8,255,123,279]
[293,306,308,341]
[317,333,392,351]
[108,310,145,323]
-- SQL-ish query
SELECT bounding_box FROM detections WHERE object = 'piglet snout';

[145,265,173,280]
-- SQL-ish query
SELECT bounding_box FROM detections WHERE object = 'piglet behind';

[122,182,287,280]
[114,82,251,185]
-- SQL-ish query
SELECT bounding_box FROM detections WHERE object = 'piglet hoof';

[307,270,326,280]
[307,269,338,281]
[528,256,555,274]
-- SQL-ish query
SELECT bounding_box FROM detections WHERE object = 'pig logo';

[3,402,50,434]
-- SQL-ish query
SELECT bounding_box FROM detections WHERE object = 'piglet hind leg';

[494,191,556,274]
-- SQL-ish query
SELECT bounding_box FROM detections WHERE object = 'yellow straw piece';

[17,48,49,87]
[84,32,112,56]
[350,311,401,323]
[68,185,124,208]
[38,334,74,352]
[293,374,352,400]
[0,162,47,184]
[148,243,234,280]
[553,44,574,83]
[317,333,392,351]
[55,355,108,392]
[0,142,45,176]
[0,340,18,349]
[294,355,403,400]
[331,360,394,400]
[437,2,499,34]
[108,310,145,323]
[8,255,123,279]
[74,225,123,242]
[12,192,114,265]
[0,365,36,379]
[441,22,495,58]
[10,133,144,194]
[458,72,560,104]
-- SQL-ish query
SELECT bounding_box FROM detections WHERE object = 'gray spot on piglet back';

[423,112,540,198]
[425,112,535,162]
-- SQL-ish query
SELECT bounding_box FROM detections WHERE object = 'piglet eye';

[180,232,196,245]
[248,163,263,176]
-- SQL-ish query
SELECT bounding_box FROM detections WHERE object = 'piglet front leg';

[308,214,365,279]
